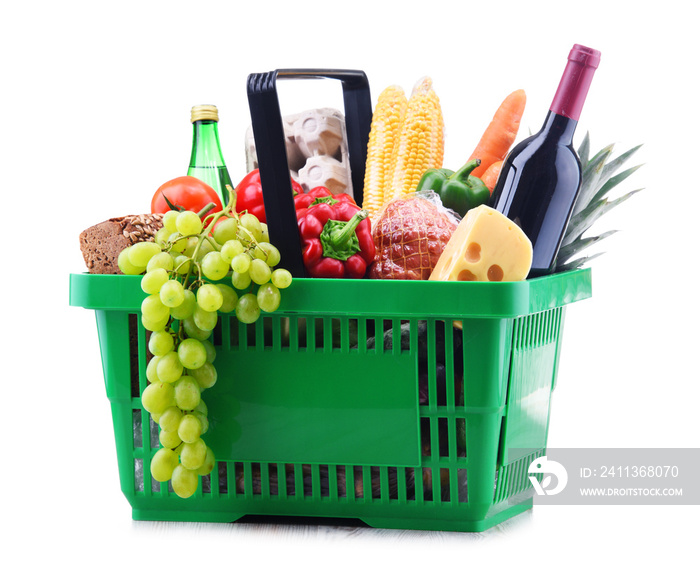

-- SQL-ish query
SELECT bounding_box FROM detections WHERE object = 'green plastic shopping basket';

[69,70,593,532]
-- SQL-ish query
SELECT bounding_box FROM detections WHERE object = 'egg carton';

[245,107,354,197]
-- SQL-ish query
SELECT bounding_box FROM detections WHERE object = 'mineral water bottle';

[187,104,233,206]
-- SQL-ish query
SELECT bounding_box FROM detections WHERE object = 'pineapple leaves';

[556,229,619,266]
[577,132,591,167]
[563,188,643,247]
[555,133,643,272]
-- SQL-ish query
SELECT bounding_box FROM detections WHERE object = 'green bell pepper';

[417,158,490,217]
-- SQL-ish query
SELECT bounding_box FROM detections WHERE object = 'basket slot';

[132,409,142,448]
[134,458,144,492]
[457,468,469,503]
[128,314,141,398]
[217,461,228,495]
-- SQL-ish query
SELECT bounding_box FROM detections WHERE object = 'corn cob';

[362,85,408,221]
[387,76,444,201]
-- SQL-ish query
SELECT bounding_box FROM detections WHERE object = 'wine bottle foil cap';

[550,44,601,121]
[191,104,219,123]
[569,44,601,69]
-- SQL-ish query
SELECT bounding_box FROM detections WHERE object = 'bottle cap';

[191,104,219,123]
[550,44,601,121]
[569,44,601,69]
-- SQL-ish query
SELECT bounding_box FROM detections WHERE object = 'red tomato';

[151,176,223,216]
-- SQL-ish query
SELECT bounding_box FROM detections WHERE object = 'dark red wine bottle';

[489,44,601,277]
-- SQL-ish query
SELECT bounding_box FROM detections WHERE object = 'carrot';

[480,160,503,194]
[468,89,526,178]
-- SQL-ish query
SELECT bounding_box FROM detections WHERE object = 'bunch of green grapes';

[118,198,292,498]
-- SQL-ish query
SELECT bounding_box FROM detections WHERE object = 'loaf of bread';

[79,214,163,274]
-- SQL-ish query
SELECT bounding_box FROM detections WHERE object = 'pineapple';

[554,132,643,272]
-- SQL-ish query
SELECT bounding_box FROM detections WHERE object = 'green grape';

[193,303,218,332]
[180,438,207,470]
[194,399,207,416]
[235,293,261,324]
[141,314,169,332]
[159,406,184,433]
[171,464,198,498]
[177,338,207,370]
[141,294,170,323]
[150,412,161,425]
[216,284,238,313]
[156,350,184,384]
[221,239,244,262]
[170,289,196,320]
[146,356,161,383]
[196,447,216,476]
[231,252,251,274]
[154,228,172,246]
[141,381,175,415]
[197,283,223,312]
[201,251,229,281]
[190,362,217,390]
[259,223,270,243]
[173,376,201,410]
[239,213,263,243]
[159,429,182,449]
[168,232,188,254]
[257,282,281,313]
[163,210,180,232]
[159,279,185,308]
[128,241,162,268]
[141,268,169,294]
[192,411,209,435]
[182,316,212,340]
[256,242,281,267]
[150,448,179,482]
[176,211,202,236]
[271,268,293,289]
[232,270,252,290]
[213,217,239,244]
[182,236,198,258]
[149,330,174,356]
[196,238,216,262]
[249,258,272,285]
[147,251,174,272]
[178,414,203,443]
[201,339,216,363]
[118,248,145,275]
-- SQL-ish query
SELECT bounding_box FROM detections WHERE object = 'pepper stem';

[330,210,368,247]
[319,210,368,261]
[451,158,481,182]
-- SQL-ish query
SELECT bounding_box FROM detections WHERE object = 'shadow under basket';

[69,268,591,532]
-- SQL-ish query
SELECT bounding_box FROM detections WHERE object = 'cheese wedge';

[429,205,533,282]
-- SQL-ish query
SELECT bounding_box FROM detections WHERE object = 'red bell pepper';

[295,186,375,278]
[234,168,303,224]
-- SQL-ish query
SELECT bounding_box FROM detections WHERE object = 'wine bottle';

[489,44,601,278]
[187,104,233,206]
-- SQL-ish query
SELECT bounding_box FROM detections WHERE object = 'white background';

[3,0,697,560]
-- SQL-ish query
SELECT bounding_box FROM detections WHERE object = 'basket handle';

[246,69,373,278]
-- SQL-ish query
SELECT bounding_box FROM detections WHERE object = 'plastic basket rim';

[69,268,592,319]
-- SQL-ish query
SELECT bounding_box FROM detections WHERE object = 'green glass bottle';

[187,104,233,206]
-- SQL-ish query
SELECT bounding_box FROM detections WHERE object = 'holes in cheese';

[465,242,481,263]
[487,264,504,281]
[429,205,533,282]
[458,269,477,281]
